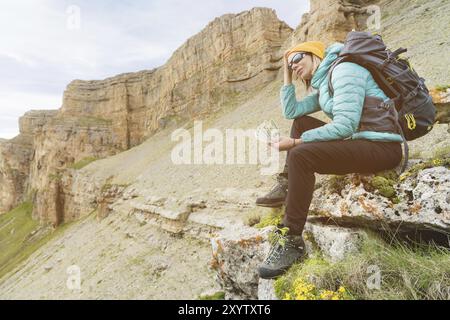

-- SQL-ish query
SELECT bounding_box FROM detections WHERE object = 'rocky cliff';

[0,0,449,300]
[1,1,382,224]
[0,8,294,224]
[0,110,57,213]
[284,0,376,47]
[1,1,418,224]
[60,8,293,147]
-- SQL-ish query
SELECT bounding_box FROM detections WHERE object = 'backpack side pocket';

[358,97,399,134]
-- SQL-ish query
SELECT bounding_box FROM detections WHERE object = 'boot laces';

[265,232,289,265]
[268,178,287,195]
[265,241,284,265]
[265,231,303,265]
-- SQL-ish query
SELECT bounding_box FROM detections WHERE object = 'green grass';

[0,202,39,277]
[433,146,450,159]
[48,173,62,181]
[435,84,450,92]
[69,156,99,170]
[78,116,113,127]
[255,207,284,229]
[274,232,450,300]
[100,182,131,193]
[198,291,225,300]
[0,203,85,280]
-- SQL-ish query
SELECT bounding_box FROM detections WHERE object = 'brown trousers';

[282,116,402,235]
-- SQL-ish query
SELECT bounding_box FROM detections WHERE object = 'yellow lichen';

[399,157,450,182]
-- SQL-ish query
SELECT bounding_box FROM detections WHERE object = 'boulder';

[309,164,450,234]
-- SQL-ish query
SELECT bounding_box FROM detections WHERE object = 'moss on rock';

[370,176,397,198]
[327,175,350,196]
[400,157,450,182]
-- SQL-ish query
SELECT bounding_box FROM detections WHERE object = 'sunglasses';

[288,52,307,69]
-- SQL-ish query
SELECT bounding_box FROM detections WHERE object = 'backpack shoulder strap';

[327,57,347,97]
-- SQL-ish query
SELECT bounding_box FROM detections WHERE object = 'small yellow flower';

[338,286,346,294]
[319,290,335,300]
[293,278,317,300]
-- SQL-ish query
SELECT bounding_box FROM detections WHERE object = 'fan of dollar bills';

[255,120,280,143]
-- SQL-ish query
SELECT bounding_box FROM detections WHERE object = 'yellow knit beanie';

[285,41,326,60]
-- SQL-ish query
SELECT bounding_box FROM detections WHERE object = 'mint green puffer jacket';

[281,43,403,143]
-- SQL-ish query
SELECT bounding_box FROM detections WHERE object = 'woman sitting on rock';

[257,41,404,279]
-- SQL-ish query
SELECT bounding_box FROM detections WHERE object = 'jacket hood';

[311,43,344,89]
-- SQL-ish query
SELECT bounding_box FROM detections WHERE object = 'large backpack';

[328,31,437,173]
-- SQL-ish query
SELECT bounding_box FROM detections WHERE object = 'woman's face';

[288,52,314,80]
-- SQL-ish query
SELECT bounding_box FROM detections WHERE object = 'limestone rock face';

[0,136,33,213]
[1,0,449,300]
[258,279,278,300]
[28,116,123,224]
[309,165,450,233]
[283,0,377,48]
[0,111,57,213]
[18,110,58,135]
[211,227,270,300]
[61,8,293,149]
[0,8,293,224]
[303,223,365,262]
[431,88,450,124]
[3,1,444,226]
[408,124,449,160]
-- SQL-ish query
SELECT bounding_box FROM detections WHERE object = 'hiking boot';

[257,229,306,279]
[256,174,288,208]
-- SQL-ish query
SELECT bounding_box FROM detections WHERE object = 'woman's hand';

[269,136,302,151]
[284,50,290,66]
[283,50,293,85]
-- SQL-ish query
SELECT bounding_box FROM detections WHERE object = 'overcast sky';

[0,0,309,139]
